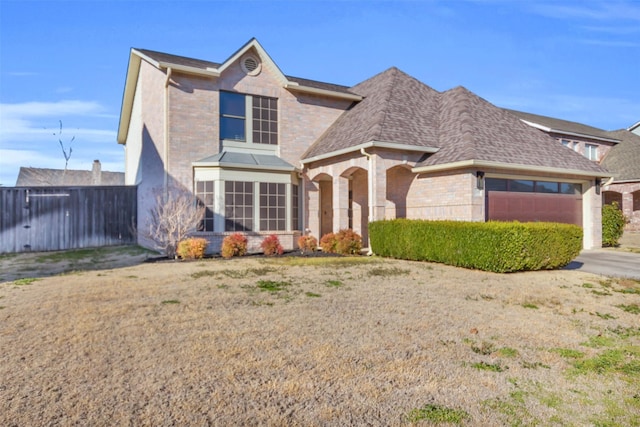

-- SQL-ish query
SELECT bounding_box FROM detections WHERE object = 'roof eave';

[301,141,439,165]
[412,159,612,178]
[284,82,363,101]
[117,50,142,144]
[520,119,620,144]
[192,161,296,172]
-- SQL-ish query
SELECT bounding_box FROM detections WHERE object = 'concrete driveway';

[565,249,640,280]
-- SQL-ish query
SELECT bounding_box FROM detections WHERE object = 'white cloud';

[0,100,106,118]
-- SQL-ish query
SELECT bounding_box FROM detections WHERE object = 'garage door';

[486,178,582,226]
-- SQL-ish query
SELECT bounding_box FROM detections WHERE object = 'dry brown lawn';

[1,253,639,426]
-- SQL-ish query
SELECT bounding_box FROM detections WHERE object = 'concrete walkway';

[565,249,640,280]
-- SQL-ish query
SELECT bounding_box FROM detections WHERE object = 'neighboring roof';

[601,130,640,182]
[118,39,361,144]
[303,67,609,177]
[16,167,124,186]
[193,151,296,172]
[629,120,640,134]
[506,109,620,144]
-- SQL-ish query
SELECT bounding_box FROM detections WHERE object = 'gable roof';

[505,109,620,144]
[118,39,361,144]
[16,167,124,187]
[601,129,640,182]
[302,68,609,177]
[193,151,295,172]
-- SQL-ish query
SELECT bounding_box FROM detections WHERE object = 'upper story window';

[585,143,598,161]
[561,139,572,148]
[220,91,246,141]
[220,91,278,145]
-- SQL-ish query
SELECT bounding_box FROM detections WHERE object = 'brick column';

[305,177,320,239]
[370,153,386,222]
[333,175,350,231]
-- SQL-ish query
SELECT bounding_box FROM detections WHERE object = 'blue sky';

[1,0,639,186]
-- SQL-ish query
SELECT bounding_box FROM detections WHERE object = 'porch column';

[306,178,321,238]
[582,179,602,249]
[370,152,386,222]
[333,174,349,231]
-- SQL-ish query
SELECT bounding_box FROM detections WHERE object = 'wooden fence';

[0,186,137,254]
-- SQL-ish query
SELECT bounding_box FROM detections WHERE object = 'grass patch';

[521,361,550,369]
[470,361,506,372]
[256,280,291,293]
[406,404,470,424]
[324,279,344,288]
[582,335,616,348]
[497,347,519,358]
[582,282,595,288]
[264,257,376,268]
[551,348,585,359]
[595,312,617,320]
[191,270,218,279]
[571,347,640,376]
[616,303,640,315]
[305,292,321,298]
[522,302,538,309]
[161,300,180,304]
[13,278,40,286]
[608,326,640,339]
[591,289,612,296]
[367,266,409,277]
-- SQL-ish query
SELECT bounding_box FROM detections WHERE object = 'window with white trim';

[220,91,277,145]
[259,183,286,231]
[585,143,598,161]
[225,181,254,231]
[196,181,215,232]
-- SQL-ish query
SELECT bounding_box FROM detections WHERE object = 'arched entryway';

[313,173,334,238]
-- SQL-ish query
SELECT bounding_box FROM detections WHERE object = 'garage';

[486,178,582,226]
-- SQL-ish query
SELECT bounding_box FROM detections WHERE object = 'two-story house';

[118,39,610,252]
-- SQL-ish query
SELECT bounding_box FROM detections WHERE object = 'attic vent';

[241,55,261,76]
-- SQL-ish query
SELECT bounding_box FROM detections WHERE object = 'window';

[259,183,286,230]
[561,139,572,148]
[486,178,581,195]
[220,92,246,141]
[225,181,254,231]
[535,181,559,193]
[586,144,598,161]
[252,96,278,145]
[196,181,215,232]
[220,91,278,145]
[292,184,299,231]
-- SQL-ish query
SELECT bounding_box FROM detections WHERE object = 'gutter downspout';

[163,67,172,196]
[299,162,306,236]
[360,148,374,255]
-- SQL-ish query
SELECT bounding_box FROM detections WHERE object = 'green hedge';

[602,202,626,247]
[369,219,582,273]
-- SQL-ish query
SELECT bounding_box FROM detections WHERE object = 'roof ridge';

[375,68,399,141]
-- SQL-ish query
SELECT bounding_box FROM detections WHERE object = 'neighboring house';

[118,38,609,252]
[601,129,640,231]
[15,160,124,186]
[507,111,640,232]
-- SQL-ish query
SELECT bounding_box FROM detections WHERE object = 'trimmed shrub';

[176,237,208,260]
[320,229,362,255]
[319,232,337,253]
[261,234,284,256]
[369,219,582,273]
[297,234,318,253]
[221,233,248,259]
[335,229,362,255]
[602,202,627,247]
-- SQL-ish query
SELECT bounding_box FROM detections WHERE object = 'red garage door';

[486,178,582,226]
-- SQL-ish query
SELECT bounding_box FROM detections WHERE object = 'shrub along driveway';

[1,256,639,426]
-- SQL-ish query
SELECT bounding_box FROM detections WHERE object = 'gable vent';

[241,55,261,76]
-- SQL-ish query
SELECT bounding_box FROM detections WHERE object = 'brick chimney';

[92,160,101,185]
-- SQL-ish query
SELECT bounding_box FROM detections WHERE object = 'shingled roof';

[133,48,356,96]
[303,67,609,176]
[16,161,124,186]
[505,109,620,143]
[601,130,640,182]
